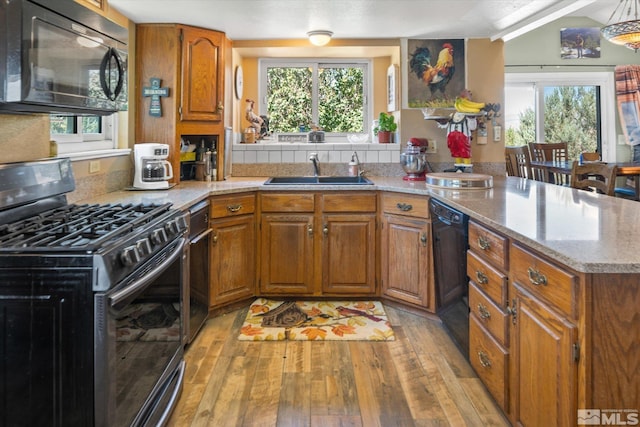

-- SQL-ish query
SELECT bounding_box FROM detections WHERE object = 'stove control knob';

[150,228,168,245]
[121,246,141,266]
[136,238,152,256]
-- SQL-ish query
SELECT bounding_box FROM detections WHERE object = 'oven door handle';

[108,237,186,309]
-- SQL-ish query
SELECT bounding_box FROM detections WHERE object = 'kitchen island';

[80,175,639,426]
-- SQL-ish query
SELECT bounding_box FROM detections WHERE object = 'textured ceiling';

[109,0,620,41]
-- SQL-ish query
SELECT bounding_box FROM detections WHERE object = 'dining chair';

[529,142,569,184]
[581,152,601,162]
[505,146,533,179]
[570,161,618,196]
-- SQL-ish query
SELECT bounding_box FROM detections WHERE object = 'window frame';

[505,72,616,162]
[51,113,122,157]
[258,58,373,137]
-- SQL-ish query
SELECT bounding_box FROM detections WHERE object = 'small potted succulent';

[374,112,397,143]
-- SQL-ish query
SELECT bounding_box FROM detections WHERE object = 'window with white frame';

[50,113,118,155]
[259,59,371,135]
[505,72,616,161]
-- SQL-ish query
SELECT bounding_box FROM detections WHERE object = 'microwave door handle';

[99,48,125,101]
[108,237,186,310]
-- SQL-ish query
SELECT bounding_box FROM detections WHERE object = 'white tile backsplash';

[233,140,402,165]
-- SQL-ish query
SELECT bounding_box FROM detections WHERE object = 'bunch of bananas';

[454,97,485,114]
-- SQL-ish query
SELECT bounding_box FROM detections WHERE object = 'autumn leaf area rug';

[238,299,395,341]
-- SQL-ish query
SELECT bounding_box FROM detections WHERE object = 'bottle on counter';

[204,149,212,182]
[211,147,218,181]
[196,140,206,161]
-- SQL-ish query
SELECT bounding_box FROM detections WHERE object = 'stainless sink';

[264,176,374,185]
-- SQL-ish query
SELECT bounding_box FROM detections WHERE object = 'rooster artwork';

[407,39,465,108]
[410,43,454,96]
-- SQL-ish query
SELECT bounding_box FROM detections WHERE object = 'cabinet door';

[260,214,315,294]
[381,214,433,310]
[511,283,577,427]
[322,214,376,295]
[210,214,255,306]
[180,26,224,121]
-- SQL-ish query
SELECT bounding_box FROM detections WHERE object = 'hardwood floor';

[167,303,510,427]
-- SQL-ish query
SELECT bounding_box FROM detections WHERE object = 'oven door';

[94,237,186,427]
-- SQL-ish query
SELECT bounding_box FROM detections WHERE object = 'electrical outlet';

[89,160,101,173]
[426,139,437,153]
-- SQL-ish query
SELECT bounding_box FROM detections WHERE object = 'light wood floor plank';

[167,303,508,427]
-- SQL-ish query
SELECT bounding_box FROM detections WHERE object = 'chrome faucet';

[309,152,320,176]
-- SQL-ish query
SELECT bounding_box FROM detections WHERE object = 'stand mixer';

[132,143,174,190]
[400,138,430,181]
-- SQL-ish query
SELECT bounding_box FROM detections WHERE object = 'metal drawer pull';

[475,270,488,285]
[478,351,492,368]
[420,232,427,247]
[396,202,413,212]
[477,303,491,320]
[527,267,547,286]
[478,235,491,250]
[227,204,242,213]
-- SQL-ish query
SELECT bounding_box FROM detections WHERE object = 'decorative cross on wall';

[142,78,169,117]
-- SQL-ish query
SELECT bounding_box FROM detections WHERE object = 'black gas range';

[0,158,188,427]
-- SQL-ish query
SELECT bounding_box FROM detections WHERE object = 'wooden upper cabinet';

[180,26,224,122]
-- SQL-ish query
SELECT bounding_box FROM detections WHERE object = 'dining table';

[530,160,640,200]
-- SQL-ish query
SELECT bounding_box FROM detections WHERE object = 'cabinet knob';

[217,101,224,112]
[212,232,218,243]
[477,303,491,320]
[527,267,547,286]
[478,351,492,368]
[477,235,491,250]
[420,232,427,247]
[323,224,329,236]
[506,299,517,324]
[396,202,413,212]
[475,270,489,285]
[307,224,313,237]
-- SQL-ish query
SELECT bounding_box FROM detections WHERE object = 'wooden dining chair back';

[529,142,569,183]
[570,161,618,196]
[505,146,533,179]
[581,152,601,162]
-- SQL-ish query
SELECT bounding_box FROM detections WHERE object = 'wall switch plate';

[426,139,437,153]
[89,160,101,173]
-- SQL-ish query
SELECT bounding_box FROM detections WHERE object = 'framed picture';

[403,38,465,109]
[387,64,399,111]
[560,27,601,59]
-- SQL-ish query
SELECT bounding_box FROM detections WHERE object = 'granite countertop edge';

[77,176,640,274]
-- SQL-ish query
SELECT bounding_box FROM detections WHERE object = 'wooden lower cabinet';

[209,194,256,307]
[380,192,433,311]
[259,192,377,296]
[381,213,433,310]
[510,283,578,427]
[259,213,315,294]
[322,213,376,294]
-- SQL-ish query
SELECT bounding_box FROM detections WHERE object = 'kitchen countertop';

[78,176,640,274]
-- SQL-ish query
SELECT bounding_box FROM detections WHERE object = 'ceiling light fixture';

[307,30,333,46]
[601,0,640,51]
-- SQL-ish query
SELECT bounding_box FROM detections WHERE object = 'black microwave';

[0,0,128,115]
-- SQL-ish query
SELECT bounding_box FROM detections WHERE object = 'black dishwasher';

[430,198,470,355]
[186,201,211,343]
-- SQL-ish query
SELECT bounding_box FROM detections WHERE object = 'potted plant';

[374,112,397,143]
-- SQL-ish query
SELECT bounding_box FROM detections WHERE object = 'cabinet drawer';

[211,193,255,218]
[260,193,315,212]
[322,192,376,212]
[511,243,577,317]
[381,192,429,218]
[469,315,509,412]
[469,282,508,346]
[468,221,508,270]
[467,250,508,307]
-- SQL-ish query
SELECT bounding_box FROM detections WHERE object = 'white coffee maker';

[133,143,174,190]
